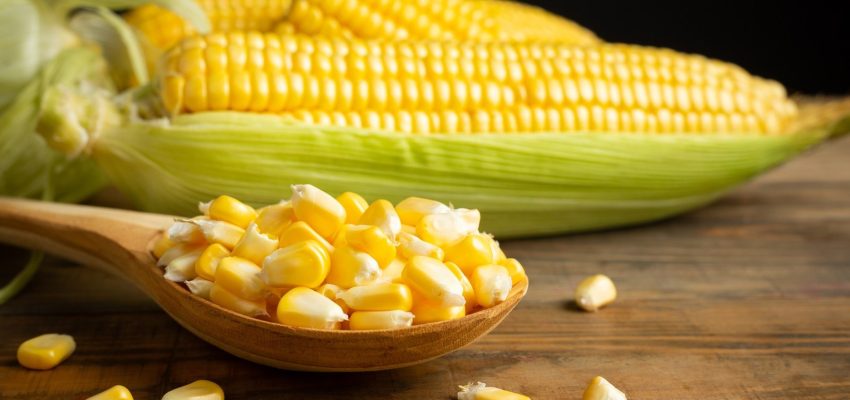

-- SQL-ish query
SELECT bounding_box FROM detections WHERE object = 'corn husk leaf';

[88,100,848,238]
[0,47,108,201]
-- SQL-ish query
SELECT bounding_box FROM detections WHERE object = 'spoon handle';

[0,198,173,281]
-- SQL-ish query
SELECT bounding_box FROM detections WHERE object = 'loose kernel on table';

[582,376,627,400]
[86,385,134,400]
[575,274,617,312]
[162,380,224,400]
[17,333,76,370]
[457,382,531,400]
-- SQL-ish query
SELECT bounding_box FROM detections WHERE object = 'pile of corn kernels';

[153,184,526,330]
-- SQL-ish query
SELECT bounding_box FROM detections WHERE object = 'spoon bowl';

[0,198,527,371]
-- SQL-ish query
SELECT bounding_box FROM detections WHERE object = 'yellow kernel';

[410,292,465,324]
[202,195,257,229]
[290,184,346,239]
[261,240,330,288]
[575,274,617,312]
[86,385,134,400]
[402,256,465,307]
[395,197,450,226]
[471,264,512,308]
[162,380,224,400]
[337,224,396,268]
[276,287,348,329]
[336,192,369,223]
[397,232,445,260]
[278,221,334,253]
[445,233,498,276]
[231,223,279,266]
[457,382,530,400]
[254,202,295,237]
[195,243,230,281]
[209,284,268,317]
[17,333,76,370]
[500,258,527,285]
[214,257,266,301]
[326,245,382,288]
[349,310,414,330]
[582,376,627,400]
[357,199,402,239]
[338,282,413,311]
[444,262,477,312]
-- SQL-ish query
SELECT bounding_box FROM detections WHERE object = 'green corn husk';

[48,98,840,238]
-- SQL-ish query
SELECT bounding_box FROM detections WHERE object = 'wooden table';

[2,136,849,400]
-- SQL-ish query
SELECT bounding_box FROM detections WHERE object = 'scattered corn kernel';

[337,192,369,224]
[17,333,76,370]
[458,382,530,400]
[582,376,627,400]
[193,219,245,249]
[194,243,229,281]
[162,380,224,400]
[231,223,279,265]
[349,310,415,330]
[326,245,382,288]
[445,233,498,276]
[290,184,346,239]
[403,256,465,307]
[254,202,294,237]
[377,258,406,283]
[278,221,334,253]
[209,284,268,317]
[86,385,134,400]
[575,274,617,312]
[261,240,330,288]
[471,265,512,308]
[338,225,396,268]
[358,199,402,239]
[500,258,527,285]
[215,257,266,301]
[444,262,477,312]
[411,292,466,324]
[201,195,257,228]
[164,251,201,282]
[397,232,445,260]
[395,197,450,226]
[338,283,413,311]
[186,278,214,299]
[276,287,348,329]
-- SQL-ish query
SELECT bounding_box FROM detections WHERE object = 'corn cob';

[273,0,599,44]
[158,32,796,135]
[123,0,294,51]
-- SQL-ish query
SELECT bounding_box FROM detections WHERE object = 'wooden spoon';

[0,198,528,371]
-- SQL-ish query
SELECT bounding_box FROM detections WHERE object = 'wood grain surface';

[2,136,849,399]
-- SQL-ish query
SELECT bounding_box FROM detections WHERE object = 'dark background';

[528,1,850,95]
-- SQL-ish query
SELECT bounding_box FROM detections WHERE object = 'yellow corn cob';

[162,380,224,400]
[124,0,294,51]
[86,385,134,400]
[159,33,797,135]
[17,333,76,370]
[273,0,599,45]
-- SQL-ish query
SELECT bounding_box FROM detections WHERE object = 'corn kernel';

[582,376,627,400]
[349,310,414,330]
[444,262,477,312]
[458,382,530,400]
[471,265,512,308]
[500,258,526,285]
[200,195,257,229]
[395,197,450,226]
[337,192,369,223]
[337,225,396,268]
[167,220,205,243]
[357,199,402,239]
[575,274,617,312]
[193,219,245,249]
[445,233,498,276]
[157,242,204,267]
[326,245,382,288]
[416,209,480,247]
[186,278,214,299]
[276,287,348,329]
[210,284,268,317]
[261,240,330,288]
[164,251,201,282]
[401,224,417,235]
[402,256,465,307]
[17,333,76,370]
[232,223,279,266]
[290,184,346,239]
[397,232,445,260]
[152,234,176,258]
[86,385,134,400]
[338,283,413,311]
[254,202,295,237]
[162,380,224,400]
[377,258,406,283]
[195,243,229,281]
[317,283,349,313]
[278,221,334,253]
[215,256,266,301]
[411,292,465,324]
